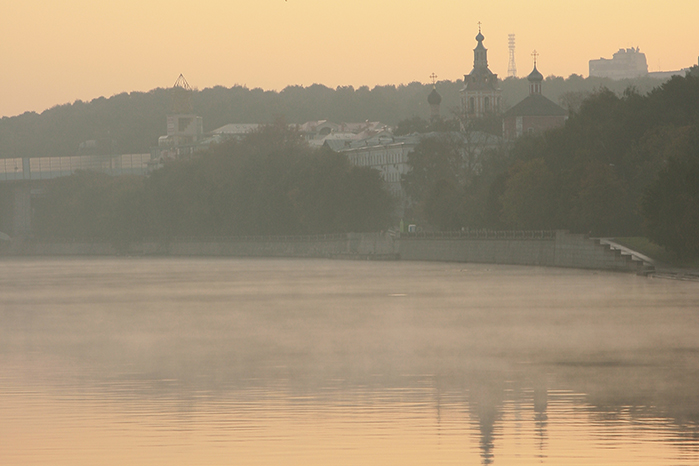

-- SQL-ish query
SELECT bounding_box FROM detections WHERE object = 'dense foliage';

[33,124,392,244]
[641,125,699,258]
[499,74,699,239]
[401,133,508,230]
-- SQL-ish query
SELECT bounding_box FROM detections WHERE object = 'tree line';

[32,123,392,246]
[0,74,669,160]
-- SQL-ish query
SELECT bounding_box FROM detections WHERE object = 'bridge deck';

[0,154,152,182]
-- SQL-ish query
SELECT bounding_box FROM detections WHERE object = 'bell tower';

[460,23,502,124]
[528,51,543,95]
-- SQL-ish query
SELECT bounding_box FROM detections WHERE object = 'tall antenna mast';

[508,34,517,78]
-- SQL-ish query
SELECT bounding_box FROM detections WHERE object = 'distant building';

[155,75,207,161]
[428,85,442,121]
[590,48,699,80]
[337,130,502,216]
[339,132,419,203]
[159,114,204,148]
[294,120,389,150]
[647,68,693,80]
[297,120,341,139]
[211,124,260,139]
[503,60,567,140]
[589,48,648,79]
[154,113,209,162]
[297,120,386,142]
[460,26,502,123]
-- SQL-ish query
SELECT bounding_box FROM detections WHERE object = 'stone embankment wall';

[4,238,117,255]
[399,231,555,266]
[152,234,355,258]
[398,230,646,272]
[0,230,648,273]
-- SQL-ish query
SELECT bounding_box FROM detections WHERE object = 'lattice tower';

[507,34,517,78]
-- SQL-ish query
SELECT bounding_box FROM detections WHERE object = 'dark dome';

[476,31,484,42]
[527,65,543,82]
[428,87,442,105]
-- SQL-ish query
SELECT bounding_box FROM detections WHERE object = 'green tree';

[641,125,699,259]
[145,122,392,236]
[33,171,146,246]
[33,123,392,242]
[500,158,559,230]
[402,134,469,227]
[567,161,631,236]
[495,78,699,235]
[423,177,465,230]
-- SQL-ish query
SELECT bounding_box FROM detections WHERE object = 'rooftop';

[504,94,567,118]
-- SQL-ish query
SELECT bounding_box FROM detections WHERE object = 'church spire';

[460,23,501,122]
[473,22,488,70]
[427,72,442,120]
[528,51,544,95]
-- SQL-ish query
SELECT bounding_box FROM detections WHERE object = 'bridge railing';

[0,158,25,181]
[24,233,351,243]
[0,154,152,182]
[23,231,556,244]
[165,234,350,243]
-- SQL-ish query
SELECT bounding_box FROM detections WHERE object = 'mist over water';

[1,257,698,465]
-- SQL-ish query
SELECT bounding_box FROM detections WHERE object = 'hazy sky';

[1,0,697,117]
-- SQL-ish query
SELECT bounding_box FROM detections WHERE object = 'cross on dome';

[475,22,485,43]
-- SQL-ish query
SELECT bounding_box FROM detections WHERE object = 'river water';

[1,257,698,465]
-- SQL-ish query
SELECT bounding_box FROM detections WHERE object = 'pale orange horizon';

[2,0,697,118]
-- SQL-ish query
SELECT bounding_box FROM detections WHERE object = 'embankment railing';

[22,231,556,244]
[400,230,556,240]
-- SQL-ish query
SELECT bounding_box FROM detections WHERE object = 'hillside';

[0,75,672,159]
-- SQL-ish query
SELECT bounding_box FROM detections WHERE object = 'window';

[178,117,192,132]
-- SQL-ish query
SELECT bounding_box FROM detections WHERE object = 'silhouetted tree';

[33,171,146,245]
[641,125,699,259]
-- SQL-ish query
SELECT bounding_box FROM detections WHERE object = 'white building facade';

[340,135,419,201]
[589,48,648,79]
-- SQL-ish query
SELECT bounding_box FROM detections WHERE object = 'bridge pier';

[13,184,32,236]
[0,182,37,237]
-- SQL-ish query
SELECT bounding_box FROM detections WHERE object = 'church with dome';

[427,84,442,121]
[460,26,502,123]
[502,54,568,140]
[425,27,568,140]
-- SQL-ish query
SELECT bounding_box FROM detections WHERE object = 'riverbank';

[0,230,653,274]
[605,237,699,280]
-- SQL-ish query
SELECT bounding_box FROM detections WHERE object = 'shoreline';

[0,230,655,275]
